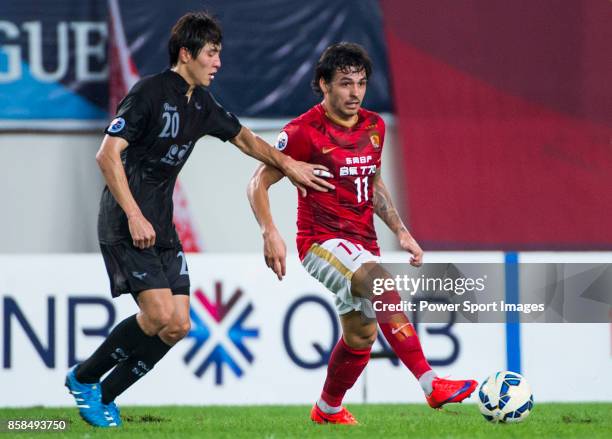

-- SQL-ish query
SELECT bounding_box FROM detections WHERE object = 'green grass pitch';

[1,403,610,438]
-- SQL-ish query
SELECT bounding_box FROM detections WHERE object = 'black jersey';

[98,69,242,247]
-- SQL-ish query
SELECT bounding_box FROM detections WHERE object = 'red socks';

[320,338,371,408]
[319,291,433,408]
[374,291,432,379]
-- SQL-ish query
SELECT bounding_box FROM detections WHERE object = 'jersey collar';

[165,69,191,94]
[318,103,363,130]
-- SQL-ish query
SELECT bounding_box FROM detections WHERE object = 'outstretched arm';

[247,163,287,280]
[372,170,423,267]
[231,127,334,197]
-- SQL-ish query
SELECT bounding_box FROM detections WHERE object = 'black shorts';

[100,240,191,298]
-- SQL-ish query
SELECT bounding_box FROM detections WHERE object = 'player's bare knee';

[343,331,375,350]
[344,336,372,350]
[136,290,176,334]
[136,313,159,336]
[174,321,191,340]
[364,330,377,347]
[142,309,174,335]
[362,324,378,347]
[166,312,191,335]
[160,321,190,345]
[161,330,182,344]
[353,334,376,349]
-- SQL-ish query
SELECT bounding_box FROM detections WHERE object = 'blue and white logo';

[185,282,259,385]
[108,117,126,133]
[275,131,288,151]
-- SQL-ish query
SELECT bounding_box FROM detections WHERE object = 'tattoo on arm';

[372,175,408,235]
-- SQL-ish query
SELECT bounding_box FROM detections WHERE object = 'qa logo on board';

[184,282,259,385]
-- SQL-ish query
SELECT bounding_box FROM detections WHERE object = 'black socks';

[76,314,147,383]
[75,313,174,404]
[100,334,172,404]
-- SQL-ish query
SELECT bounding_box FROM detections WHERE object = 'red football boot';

[310,404,358,425]
[426,377,478,408]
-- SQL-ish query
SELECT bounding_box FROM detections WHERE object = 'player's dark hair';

[312,42,372,95]
[168,12,222,66]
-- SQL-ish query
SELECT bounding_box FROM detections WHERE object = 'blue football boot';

[65,365,118,427]
[106,401,123,426]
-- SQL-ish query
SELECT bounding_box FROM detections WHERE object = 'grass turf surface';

[0,404,610,438]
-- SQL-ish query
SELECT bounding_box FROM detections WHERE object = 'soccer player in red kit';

[248,43,477,424]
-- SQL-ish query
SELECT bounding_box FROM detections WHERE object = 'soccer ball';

[477,371,534,423]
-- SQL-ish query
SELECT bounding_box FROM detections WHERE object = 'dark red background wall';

[381,0,612,249]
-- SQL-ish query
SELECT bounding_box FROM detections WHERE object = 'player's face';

[323,68,367,119]
[186,43,221,87]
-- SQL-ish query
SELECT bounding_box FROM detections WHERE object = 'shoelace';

[434,377,461,391]
[70,382,101,409]
[337,409,355,420]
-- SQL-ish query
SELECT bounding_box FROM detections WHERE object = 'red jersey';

[275,104,385,260]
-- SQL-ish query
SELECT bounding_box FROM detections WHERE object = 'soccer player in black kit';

[65,12,334,428]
